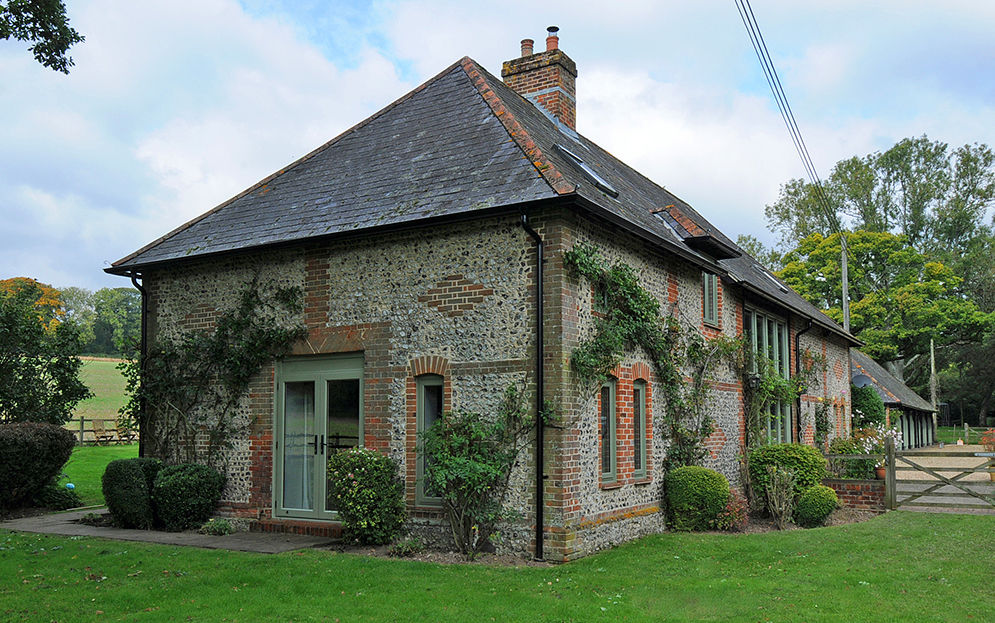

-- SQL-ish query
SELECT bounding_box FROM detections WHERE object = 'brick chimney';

[501,26,578,130]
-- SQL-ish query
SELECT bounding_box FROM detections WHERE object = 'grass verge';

[1,511,992,622]
[63,445,139,506]
[74,359,128,422]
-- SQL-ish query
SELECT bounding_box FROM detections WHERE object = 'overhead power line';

[734,0,851,332]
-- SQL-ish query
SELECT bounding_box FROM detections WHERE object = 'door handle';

[309,434,318,455]
[320,434,325,455]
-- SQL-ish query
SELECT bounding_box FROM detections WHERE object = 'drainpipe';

[795,319,814,443]
[520,213,545,561]
[130,273,148,458]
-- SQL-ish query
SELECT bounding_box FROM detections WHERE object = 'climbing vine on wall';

[119,277,306,468]
[563,243,739,471]
[738,347,824,450]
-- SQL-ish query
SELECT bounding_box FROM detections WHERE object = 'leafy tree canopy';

[0,280,91,425]
[778,230,991,362]
[0,0,84,73]
[0,277,64,329]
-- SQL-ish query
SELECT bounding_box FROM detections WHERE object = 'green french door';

[275,355,363,519]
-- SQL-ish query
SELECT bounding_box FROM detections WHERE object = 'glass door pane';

[282,381,315,511]
[324,379,360,513]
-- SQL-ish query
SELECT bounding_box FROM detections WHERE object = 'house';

[850,349,936,449]
[106,29,858,561]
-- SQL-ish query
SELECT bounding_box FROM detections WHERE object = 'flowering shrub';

[827,437,875,479]
[711,490,749,532]
[858,425,903,468]
[326,448,406,545]
[981,428,995,452]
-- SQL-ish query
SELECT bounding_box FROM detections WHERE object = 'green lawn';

[936,425,985,444]
[62,445,139,506]
[1,511,992,622]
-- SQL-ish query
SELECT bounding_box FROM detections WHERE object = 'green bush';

[30,479,83,510]
[827,437,875,479]
[711,490,749,532]
[749,443,827,495]
[795,485,839,528]
[326,448,406,545]
[152,464,225,532]
[851,384,886,428]
[665,466,731,531]
[103,458,163,529]
[0,422,76,509]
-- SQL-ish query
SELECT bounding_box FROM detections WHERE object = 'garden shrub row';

[0,422,76,510]
[748,443,838,528]
[103,458,224,531]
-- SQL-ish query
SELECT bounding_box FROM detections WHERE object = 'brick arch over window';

[408,355,450,378]
[631,362,652,383]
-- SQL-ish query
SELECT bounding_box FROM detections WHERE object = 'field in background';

[74,358,128,421]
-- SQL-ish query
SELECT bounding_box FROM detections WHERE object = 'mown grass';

[74,359,128,422]
[62,445,139,506]
[1,511,992,622]
[936,425,986,445]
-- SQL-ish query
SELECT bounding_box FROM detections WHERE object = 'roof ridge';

[458,57,576,196]
[111,59,468,269]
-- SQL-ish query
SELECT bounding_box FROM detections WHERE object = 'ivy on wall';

[119,277,306,468]
[563,243,739,470]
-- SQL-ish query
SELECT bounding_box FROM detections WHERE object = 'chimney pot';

[546,25,559,51]
[520,38,534,57]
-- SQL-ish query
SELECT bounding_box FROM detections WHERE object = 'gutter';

[130,272,148,458]
[520,212,545,562]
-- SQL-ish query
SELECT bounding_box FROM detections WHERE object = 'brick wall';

[823,478,886,513]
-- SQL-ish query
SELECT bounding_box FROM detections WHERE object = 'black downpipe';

[130,273,148,458]
[795,319,814,443]
[520,213,545,561]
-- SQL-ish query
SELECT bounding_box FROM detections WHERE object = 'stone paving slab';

[0,510,334,554]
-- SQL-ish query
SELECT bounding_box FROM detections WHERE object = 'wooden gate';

[885,439,995,513]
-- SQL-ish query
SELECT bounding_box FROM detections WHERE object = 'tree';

[91,287,140,355]
[0,0,84,73]
[0,280,91,425]
[765,136,995,257]
[735,234,782,272]
[59,286,95,346]
[0,277,64,329]
[778,230,991,367]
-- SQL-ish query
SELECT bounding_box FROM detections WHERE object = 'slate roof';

[108,56,857,343]
[851,349,935,413]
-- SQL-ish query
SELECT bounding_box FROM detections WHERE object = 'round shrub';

[0,422,75,509]
[665,466,731,531]
[103,458,159,528]
[327,448,406,545]
[152,464,225,532]
[748,443,827,495]
[794,485,839,528]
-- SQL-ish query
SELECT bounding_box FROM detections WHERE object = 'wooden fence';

[64,417,138,446]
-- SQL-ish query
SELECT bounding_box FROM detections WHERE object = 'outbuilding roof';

[851,349,935,413]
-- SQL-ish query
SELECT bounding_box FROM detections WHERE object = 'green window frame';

[703,272,719,327]
[745,308,792,443]
[416,374,444,506]
[633,380,647,479]
[600,379,617,482]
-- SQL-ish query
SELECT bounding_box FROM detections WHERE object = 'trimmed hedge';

[665,465,731,531]
[795,484,839,527]
[103,458,163,529]
[152,464,225,532]
[0,422,75,509]
[749,443,827,495]
[327,448,406,545]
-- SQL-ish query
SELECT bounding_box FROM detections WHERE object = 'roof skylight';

[554,144,619,198]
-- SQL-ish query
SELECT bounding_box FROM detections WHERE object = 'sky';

[3,0,994,290]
